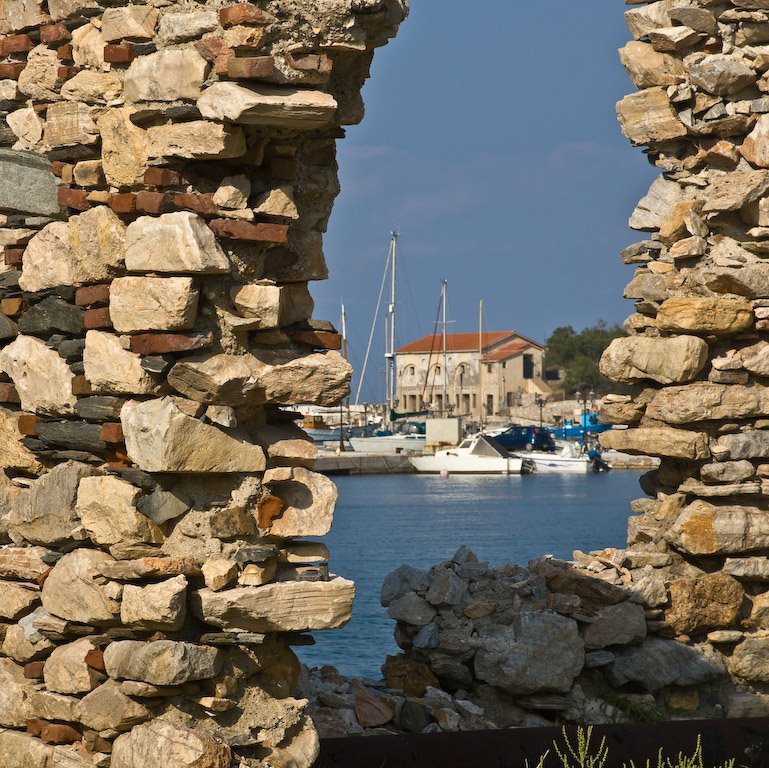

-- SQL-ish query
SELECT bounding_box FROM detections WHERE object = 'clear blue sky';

[313,0,658,402]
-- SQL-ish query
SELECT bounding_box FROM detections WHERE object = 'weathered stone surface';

[716,430,769,460]
[157,10,218,44]
[43,638,102,694]
[98,108,148,188]
[617,87,687,145]
[120,575,187,630]
[599,426,709,460]
[40,549,119,625]
[690,54,757,96]
[61,71,123,105]
[0,658,34,727]
[646,382,766,424]
[0,407,44,473]
[725,558,769,581]
[17,45,58,102]
[111,721,231,768]
[71,23,104,69]
[703,170,769,213]
[582,601,647,650]
[146,121,246,160]
[84,330,162,395]
[668,500,769,556]
[728,635,769,682]
[701,460,755,484]
[68,205,126,279]
[474,612,584,695]
[600,335,708,385]
[618,41,685,90]
[629,176,686,231]
[44,102,99,148]
[110,276,199,333]
[191,576,355,632]
[254,185,299,219]
[213,174,250,209]
[387,592,437,626]
[79,678,152,732]
[10,461,94,547]
[261,466,336,537]
[608,639,725,691]
[198,82,337,128]
[101,6,158,41]
[230,282,313,328]
[124,50,209,103]
[656,297,754,335]
[76,475,163,549]
[666,573,744,634]
[0,546,52,581]
[0,150,57,216]
[121,397,266,473]
[104,640,222,685]
[0,579,38,621]
[125,212,229,273]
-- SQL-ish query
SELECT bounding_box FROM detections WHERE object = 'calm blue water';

[297,471,643,678]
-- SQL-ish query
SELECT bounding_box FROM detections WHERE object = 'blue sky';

[313,0,658,402]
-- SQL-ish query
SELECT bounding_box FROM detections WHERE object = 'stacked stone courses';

[0,0,406,765]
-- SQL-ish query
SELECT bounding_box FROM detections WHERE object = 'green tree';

[544,321,625,395]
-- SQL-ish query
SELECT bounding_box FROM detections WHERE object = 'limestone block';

[167,353,258,405]
[0,658,34,727]
[690,54,757,96]
[101,6,158,41]
[125,212,230,273]
[44,102,99,148]
[728,636,769,682]
[254,422,317,468]
[121,397,266,473]
[703,170,769,213]
[146,121,246,160]
[198,82,337,128]
[0,407,44,473]
[742,114,769,168]
[84,330,162,395]
[0,545,53,581]
[231,282,314,328]
[191,576,355,632]
[261,466,336,537]
[582,602,647,650]
[8,107,44,151]
[157,11,218,45]
[60,71,123,105]
[624,1,676,39]
[47,0,96,20]
[79,679,152,732]
[111,721,231,768]
[599,426,709,460]
[0,0,47,31]
[717,430,769,460]
[69,204,126,277]
[104,640,222,685]
[665,573,744,634]
[202,559,238,591]
[43,637,103,694]
[656,297,754,334]
[701,460,755,483]
[0,582,39,621]
[76,475,163,548]
[28,690,81,722]
[18,222,69,292]
[73,159,104,186]
[648,25,699,52]
[40,549,120,625]
[71,23,104,70]
[97,108,148,188]
[600,335,708,384]
[110,276,199,332]
[628,175,685,231]
[120,575,187,630]
[702,263,769,299]
[646,382,767,424]
[0,335,76,416]
[213,174,250,209]
[253,186,299,219]
[668,500,769,556]
[616,87,687,145]
[17,45,59,101]
[124,50,209,103]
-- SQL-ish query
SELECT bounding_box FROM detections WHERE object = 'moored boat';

[528,442,591,473]
[409,434,534,475]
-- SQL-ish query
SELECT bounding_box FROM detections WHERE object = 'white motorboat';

[529,442,591,473]
[409,434,534,475]
[348,433,426,455]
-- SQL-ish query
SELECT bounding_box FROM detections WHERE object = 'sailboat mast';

[441,279,448,415]
[339,302,348,452]
[385,231,398,418]
[478,299,484,430]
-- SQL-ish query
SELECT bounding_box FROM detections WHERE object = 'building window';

[472,394,477,408]
[486,364,492,373]
[486,394,493,415]
[405,365,415,376]
[435,366,441,376]
[502,362,506,369]
[523,354,534,379]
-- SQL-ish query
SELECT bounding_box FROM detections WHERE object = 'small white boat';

[410,435,534,475]
[529,442,591,473]
[348,434,426,455]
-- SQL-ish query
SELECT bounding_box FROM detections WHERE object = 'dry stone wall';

[0,0,406,765]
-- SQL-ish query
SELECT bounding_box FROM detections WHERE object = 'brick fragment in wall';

[0,0,406,762]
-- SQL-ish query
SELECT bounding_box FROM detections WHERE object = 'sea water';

[297,470,643,678]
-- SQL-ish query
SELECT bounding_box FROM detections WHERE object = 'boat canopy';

[468,435,511,458]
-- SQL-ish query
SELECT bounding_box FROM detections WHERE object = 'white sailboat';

[528,442,592,473]
[410,434,534,475]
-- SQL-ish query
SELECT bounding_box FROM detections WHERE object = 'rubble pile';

[0,0,406,765]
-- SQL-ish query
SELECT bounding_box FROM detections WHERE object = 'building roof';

[397,331,543,356]
[482,340,530,362]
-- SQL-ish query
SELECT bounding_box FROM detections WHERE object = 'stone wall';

[0,0,405,765]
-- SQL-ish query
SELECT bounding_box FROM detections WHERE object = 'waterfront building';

[395,331,552,419]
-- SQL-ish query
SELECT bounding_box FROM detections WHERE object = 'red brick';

[219,3,273,27]
[57,187,91,211]
[264,247,299,272]
[39,723,81,745]
[136,190,171,214]
[227,56,274,80]
[17,414,39,436]
[195,35,234,76]
[129,331,214,355]
[56,65,76,82]
[292,330,342,350]
[284,50,332,75]
[269,157,298,180]
[0,383,19,403]
[84,647,105,672]
[0,297,24,316]
[71,375,92,396]
[40,23,71,44]
[23,661,45,679]
[103,42,134,63]
[4,247,24,267]
[171,192,218,217]
[83,306,112,330]
[51,161,67,178]
[56,43,72,61]
[75,283,110,307]
[144,167,185,187]
[99,422,124,443]
[108,193,137,214]
[210,219,289,243]
[0,34,34,55]
[0,62,25,79]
